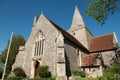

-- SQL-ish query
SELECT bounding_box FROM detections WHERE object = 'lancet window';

[34,31,44,56]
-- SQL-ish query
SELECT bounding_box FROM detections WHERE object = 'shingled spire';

[70,6,85,30]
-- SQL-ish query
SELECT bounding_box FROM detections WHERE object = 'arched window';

[34,31,44,56]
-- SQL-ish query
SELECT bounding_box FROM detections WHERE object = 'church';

[12,6,119,79]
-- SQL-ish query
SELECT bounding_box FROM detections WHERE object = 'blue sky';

[0,0,120,52]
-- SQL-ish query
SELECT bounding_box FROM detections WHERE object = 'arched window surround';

[34,30,44,56]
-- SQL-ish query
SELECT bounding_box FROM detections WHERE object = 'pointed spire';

[70,6,85,30]
[33,16,38,25]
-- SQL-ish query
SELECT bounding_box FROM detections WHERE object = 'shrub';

[13,67,26,77]
[98,63,120,80]
[38,66,51,78]
[72,70,86,77]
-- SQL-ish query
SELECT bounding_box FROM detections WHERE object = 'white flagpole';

[2,32,13,80]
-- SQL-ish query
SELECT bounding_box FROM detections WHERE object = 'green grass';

[76,78,99,80]
[7,77,25,80]
[7,77,55,80]
[76,78,86,80]
[29,77,55,80]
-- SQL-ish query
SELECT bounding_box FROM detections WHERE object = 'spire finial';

[41,11,44,15]
[75,5,78,8]
[33,16,38,26]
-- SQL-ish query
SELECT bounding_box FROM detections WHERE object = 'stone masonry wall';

[85,27,94,47]
[13,14,60,77]
[101,50,116,66]
[12,46,26,73]
[92,50,116,66]
[24,14,60,77]
[69,27,93,50]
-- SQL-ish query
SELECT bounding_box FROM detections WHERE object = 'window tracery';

[34,31,44,56]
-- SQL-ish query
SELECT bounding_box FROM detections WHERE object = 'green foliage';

[29,77,55,80]
[86,0,119,25]
[0,67,3,78]
[72,70,86,77]
[76,78,86,80]
[0,49,7,63]
[7,77,25,80]
[38,66,51,78]
[99,63,120,80]
[7,77,55,80]
[13,67,26,77]
[0,35,25,75]
[76,77,100,80]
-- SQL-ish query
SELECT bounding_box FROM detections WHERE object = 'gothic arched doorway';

[34,61,40,78]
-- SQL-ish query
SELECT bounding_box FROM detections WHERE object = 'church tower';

[68,6,93,49]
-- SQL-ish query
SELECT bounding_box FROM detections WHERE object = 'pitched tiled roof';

[44,15,117,53]
[89,33,116,53]
[82,54,99,67]
[47,18,89,52]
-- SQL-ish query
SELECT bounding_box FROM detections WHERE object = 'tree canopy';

[0,35,26,75]
[86,0,119,25]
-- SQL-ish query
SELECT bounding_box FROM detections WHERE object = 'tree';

[86,0,120,25]
[0,67,3,78]
[0,35,26,75]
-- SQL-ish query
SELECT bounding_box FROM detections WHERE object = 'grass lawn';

[7,77,55,80]
[76,77,99,80]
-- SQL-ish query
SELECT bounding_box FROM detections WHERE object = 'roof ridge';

[92,33,113,39]
[89,32,115,52]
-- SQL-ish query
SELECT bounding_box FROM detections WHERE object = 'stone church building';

[12,6,119,79]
